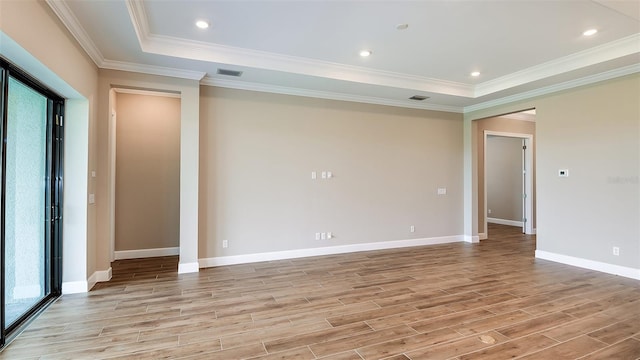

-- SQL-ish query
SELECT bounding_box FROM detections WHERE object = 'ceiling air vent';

[409,95,429,101]
[217,68,243,77]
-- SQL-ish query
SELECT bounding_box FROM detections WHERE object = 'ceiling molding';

[201,77,464,113]
[125,0,474,98]
[499,112,536,122]
[45,0,105,66]
[124,0,151,47]
[465,63,640,113]
[101,59,206,81]
[113,87,180,98]
[475,33,640,97]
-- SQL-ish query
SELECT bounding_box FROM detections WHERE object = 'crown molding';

[125,1,473,98]
[45,0,105,66]
[125,0,151,47]
[475,33,640,97]
[101,59,206,81]
[465,63,640,113]
[201,77,464,113]
[113,87,180,98]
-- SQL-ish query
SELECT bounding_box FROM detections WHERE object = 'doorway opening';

[476,110,536,240]
[108,88,181,263]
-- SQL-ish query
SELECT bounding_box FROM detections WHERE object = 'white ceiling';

[48,0,640,112]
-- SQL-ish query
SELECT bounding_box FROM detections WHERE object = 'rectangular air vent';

[217,69,243,77]
[409,95,429,101]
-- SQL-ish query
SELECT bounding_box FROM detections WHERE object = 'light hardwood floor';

[1,224,639,359]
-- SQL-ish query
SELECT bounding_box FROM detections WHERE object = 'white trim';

[61,281,89,295]
[202,77,464,113]
[535,250,640,281]
[62,267,112,294]
[87,268,113,290]
[531,228,537,235]
[178,262,200,274]
[479,232,488,240]
[114,88,181,98]
[464,235,480,243]
[474,34,640,97]
[45,0,105,66]
[465,63,640,113]
[101,60,206,81]
[487,217,524,227]
[200,236,464,268]
[114,247,180,260]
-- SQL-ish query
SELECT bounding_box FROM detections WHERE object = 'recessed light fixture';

[583,28,598,36]
[359,50,372,57]
[471,71,481,77]
[396,23,409,30]
[195,20,210,29]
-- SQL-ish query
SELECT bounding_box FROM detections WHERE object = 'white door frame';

[483,130,534,237]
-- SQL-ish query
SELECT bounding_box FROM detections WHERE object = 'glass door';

[0,59,63,348]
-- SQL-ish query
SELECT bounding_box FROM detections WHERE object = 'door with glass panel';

[0,59,63,348]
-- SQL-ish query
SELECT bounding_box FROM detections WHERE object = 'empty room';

[0,0,638,359]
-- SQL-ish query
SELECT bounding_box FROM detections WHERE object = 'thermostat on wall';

[558,169,569,177]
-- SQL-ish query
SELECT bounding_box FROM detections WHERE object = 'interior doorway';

[484,132,533,235]
[475,110,536,240]
[108,88,181,261]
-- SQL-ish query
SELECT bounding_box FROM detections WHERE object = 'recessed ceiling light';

[396,23,409,30]
[583,28,598,36]
[195,20,210,29]
[359,50,372,57]
[471,71,481,77]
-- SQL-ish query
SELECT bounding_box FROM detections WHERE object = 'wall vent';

[217,69,243,77]
[409,95,429,101]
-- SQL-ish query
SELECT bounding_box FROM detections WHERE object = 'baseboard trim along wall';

[487,217,524,227]
[463,235,480,243]
[62,267,112,294]
[178,262,200,274]
[199,235,464,268]
[535,250,640,281]
[114,247,180,260]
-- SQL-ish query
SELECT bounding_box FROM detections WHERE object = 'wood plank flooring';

[1,224,639,359]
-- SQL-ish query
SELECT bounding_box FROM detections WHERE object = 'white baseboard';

[199,235,464,268]
[463,235,480,243]
[531,228,537,235]
[479,232,488,240]
[62,280,89,294]
[488,217,524,227]
[88,267,112,290]
[535,250,640,280]
[62,267,112,294]
[178,262,200,274]
[114,247,179,260]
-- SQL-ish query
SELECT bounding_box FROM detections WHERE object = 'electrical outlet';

[321,232,326,240]
[222,240,228,248]
[315,233,321,240]
[613,246,620,256]
[488,209,492,214]
[410,225,415,233]
[327,232,333,239]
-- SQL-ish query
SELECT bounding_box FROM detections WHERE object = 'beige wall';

[467,74,640,270]
[199,87,464,258]
[1,0,99,288]
[486,136,524,222]
[115,93,180,251]
[475,117,536,234]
